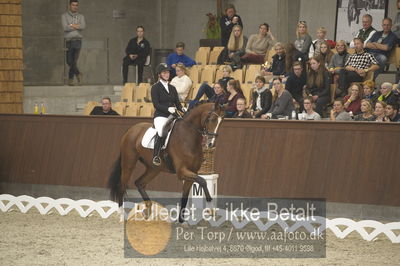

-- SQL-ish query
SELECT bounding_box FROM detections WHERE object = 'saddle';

[141,118,177,150]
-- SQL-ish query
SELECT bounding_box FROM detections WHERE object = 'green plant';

[204,13,220,39]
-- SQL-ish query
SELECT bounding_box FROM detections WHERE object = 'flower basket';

[198,147,216,174]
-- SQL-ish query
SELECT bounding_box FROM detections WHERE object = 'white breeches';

[154,116,169,137]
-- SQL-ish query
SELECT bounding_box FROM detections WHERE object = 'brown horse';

[108,102,224,222]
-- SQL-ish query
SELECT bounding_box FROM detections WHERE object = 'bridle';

[201,110,223,137]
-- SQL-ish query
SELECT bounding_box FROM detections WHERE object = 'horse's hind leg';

[119,149,139,206]
[134,166,160,218]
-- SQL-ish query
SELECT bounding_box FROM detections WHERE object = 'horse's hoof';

[206,197,212,202]
[177,220,189,228]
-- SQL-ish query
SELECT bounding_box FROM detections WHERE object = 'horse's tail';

[108,154,122,204]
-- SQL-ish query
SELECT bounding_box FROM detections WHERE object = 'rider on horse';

[151,63,185,166]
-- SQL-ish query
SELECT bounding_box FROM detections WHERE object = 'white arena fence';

[1,194,399,243]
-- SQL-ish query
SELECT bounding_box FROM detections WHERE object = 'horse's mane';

[182,101,213,120]
[191,100,211,109]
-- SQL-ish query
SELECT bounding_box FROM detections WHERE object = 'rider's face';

[160,71,170,81]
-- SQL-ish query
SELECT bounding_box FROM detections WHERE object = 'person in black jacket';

[189,65,233,109]
[264,42,286,76]
[219,4,243,47]
[251,76,272,118]
[90,97,119,116]
[122,26,151,84]
[150,63,184,166]
[305,57,331,117]
[285,61,307,111]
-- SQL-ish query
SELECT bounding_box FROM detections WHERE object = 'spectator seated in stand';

[240,23,276,66]
[170,63,192,102]
[372,82,399,106]
[218,25,247,66]
[305,56,331,117]
[285,61,307,112]
[343,83,363,115]
[233,98,252,118]
[365,18,398,79]
[251,76,273,118]
[385,103,400,122]
[337,37,379,97]
[294,21,312,60]
[90,97,119,116]
[225,79,245,118]
[329,40,350,86]
[262,42,286,77]
[166,42,196,78]
[308,27,335,59]
[318,41,334,69]
[262,77,294,119]
[349,14,376,48]
[189,65,233,109]
[362,80,377,103]
[330,100,352,121]
[374,101,388,122]
[354,99,376,121]
[302,96,321,120]
[207,81,228,106]
[122,25,151,84]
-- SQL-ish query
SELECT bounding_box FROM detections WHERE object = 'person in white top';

[170,63,193,102]
[349,14,376,48]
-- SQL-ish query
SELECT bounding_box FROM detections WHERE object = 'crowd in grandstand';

[63,0,400,122]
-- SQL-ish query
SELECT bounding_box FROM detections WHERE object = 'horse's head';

[198,102,225,148]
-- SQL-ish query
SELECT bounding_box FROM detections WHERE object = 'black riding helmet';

[155,63,171,75]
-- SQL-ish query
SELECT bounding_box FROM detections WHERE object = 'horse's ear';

[214,102,226,112]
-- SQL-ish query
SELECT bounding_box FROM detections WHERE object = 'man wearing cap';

[151,63,185,166]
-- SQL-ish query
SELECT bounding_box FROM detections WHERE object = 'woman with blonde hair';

[219,4,243,47]
[354,99,376,121]
[170,63,192,101]
[218,25,247,65]
[263,42,286,76]
[294,21,312,59]
[329,40,349,85]
[374,101,388,122]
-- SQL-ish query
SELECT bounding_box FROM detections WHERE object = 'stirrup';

[152,156,161,166]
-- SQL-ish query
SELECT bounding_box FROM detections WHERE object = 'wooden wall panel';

[0,0,23,114]
[0,115,400,207]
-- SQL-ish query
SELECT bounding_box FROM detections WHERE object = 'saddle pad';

[141,121,176,149]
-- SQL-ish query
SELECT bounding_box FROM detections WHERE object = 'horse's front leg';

[179,180,194,223]
[178,167,213,201]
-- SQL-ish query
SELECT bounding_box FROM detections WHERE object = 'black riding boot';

[152,135,165,166]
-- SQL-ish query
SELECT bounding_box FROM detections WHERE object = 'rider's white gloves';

[168,107,176,114]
